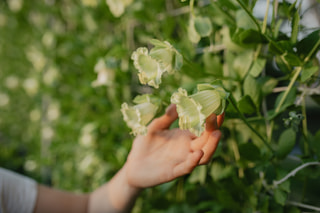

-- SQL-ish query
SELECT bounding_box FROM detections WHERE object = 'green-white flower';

[121,94,161,136]
[131,47,164,89]
[131,40,183,88]
[171,84,229,136]
[91,58,115,87]
[149,39,183,74]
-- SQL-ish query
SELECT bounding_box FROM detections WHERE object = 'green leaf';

[269,40,285,55]
[221,27,246,52]
[233,50,254,79]
[249,58,266,77]
[238,95,256,114]
[233,29,267,46]
[239,143,261,161]
[273,19,283,39]
[244,75,260,108]
[269,40,294,55]
[279,180,291,193]
[287,207,301,213]
[188,165,207,185]
[278,1,298,18]
[283,52,302,66]
[274,188,287,206]
[188,17,201,43]
[311,130,320,159]
[210,162,234,181]
[276,128,296,158]
[209,2,236,26]
[236,10,258,30]
[260,77,278,95]
[297,30,320,59]
[274,88,296,114]
[149,39,170,48]
[194,16,213,37]
[301,66,318,82]
[204,54,223,76]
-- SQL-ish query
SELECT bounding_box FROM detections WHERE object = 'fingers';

[172,130,221,178]
[172,150,204,178]
[199,130,221,165]
[217,112,225,128]
[205,113,218,132]
[191,114,223,165]
[190,114,218,150]
[147,104,178,133]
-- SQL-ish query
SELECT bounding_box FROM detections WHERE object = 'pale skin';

[33,104,224,213]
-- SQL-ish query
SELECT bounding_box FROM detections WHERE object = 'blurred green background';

[0,0,142,190]
[1,0,320,212]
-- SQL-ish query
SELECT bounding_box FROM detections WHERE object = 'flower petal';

[171,88,206,136]
[171,84,229,136]
[131,47,164,88]
[121,95,160,135]
[149,39,183,74]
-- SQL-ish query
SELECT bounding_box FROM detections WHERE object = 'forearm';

[33,185,89,213]
[88,164,142,213]
[33,165,141,213]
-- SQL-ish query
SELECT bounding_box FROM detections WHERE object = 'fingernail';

[217,112,225,128]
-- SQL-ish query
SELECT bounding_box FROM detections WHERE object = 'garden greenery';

[1,0,320,212]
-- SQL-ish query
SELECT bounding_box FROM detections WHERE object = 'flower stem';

[262,0,270,34]
[301,95,309,155]
[189,0,195,16]
[274,66,302,114]
[271,0,278,30]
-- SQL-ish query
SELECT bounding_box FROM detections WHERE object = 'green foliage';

[1,0,320,212]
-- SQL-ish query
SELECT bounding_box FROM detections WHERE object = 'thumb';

[147,104,178,133]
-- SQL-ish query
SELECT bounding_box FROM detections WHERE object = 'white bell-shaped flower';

[171,84,229,136]
[131,40,183,88]
[121,94,161,135]
[131,47,164,89]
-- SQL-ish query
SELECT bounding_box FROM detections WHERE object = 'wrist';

[120,163,143,196]
[88,164,142,213]
[106,164,142,212]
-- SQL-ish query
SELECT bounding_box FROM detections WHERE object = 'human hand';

[124,104,224,189]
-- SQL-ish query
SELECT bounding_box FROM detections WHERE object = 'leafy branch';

[229,94,274,152]
[234,0,262,32]
[287,201,320,212]
[268,38,320,140]
[273,161,320,186]
[275,38,320,114]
